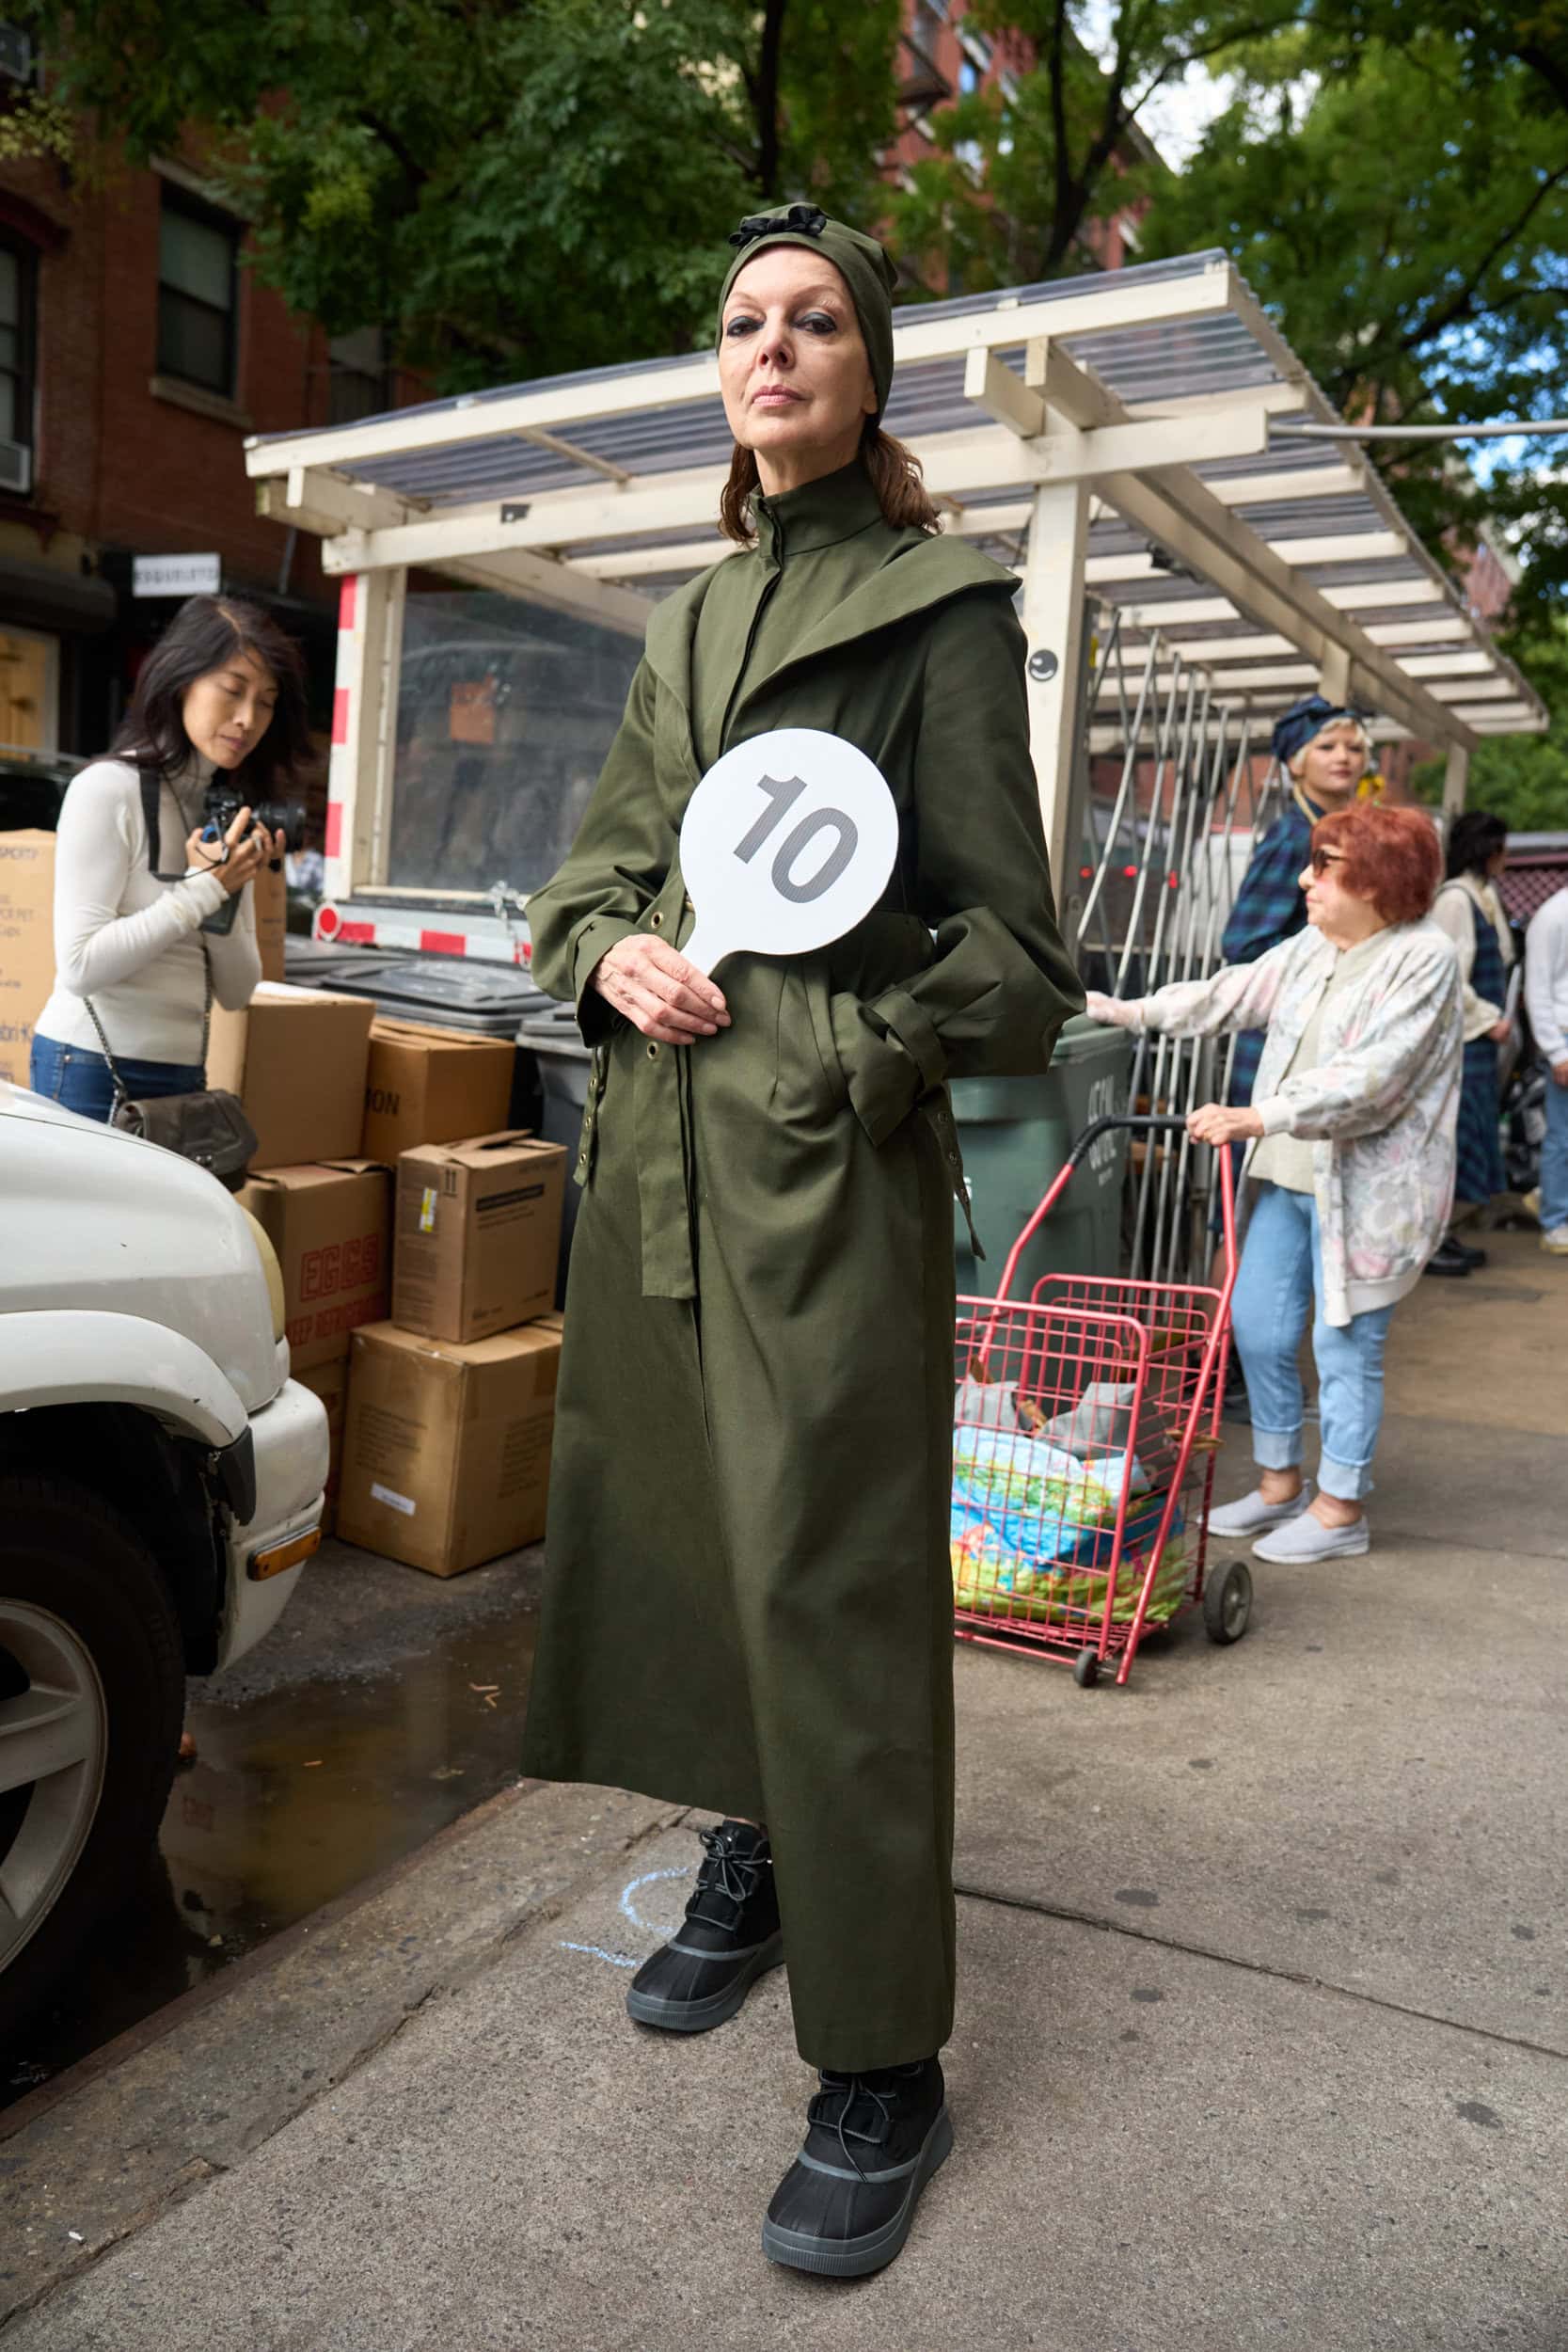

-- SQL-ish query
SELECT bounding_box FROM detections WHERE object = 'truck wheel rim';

[0,1601,111,1975]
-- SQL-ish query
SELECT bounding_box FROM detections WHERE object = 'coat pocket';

[796,956,851,1120]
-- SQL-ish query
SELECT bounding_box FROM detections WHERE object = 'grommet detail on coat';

[650,912,664,930]
[647,1041,660,1059]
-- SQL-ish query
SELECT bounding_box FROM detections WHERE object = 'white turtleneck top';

[35,755,262,1068]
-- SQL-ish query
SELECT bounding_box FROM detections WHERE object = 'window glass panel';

[0,251,17,326]
[388,590,642,895]
[0,324,17,372]
[0,379,15,441]
[159,206,233,310]
[158,290,230,391]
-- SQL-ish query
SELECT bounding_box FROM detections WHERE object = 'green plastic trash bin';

[951,1014,1134,1298]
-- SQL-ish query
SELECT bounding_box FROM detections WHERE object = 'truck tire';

[0,1473,185,2024]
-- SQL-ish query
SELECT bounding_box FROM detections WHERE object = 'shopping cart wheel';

[1203,1560,1253,1645]
[1072,1647,1101,1689]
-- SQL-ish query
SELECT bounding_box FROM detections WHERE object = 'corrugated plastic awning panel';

[248,249,1544,737]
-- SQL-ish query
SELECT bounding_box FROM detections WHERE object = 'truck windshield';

[388,588,643,897]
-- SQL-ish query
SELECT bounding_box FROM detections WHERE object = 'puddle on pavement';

[2,1604,538,2109]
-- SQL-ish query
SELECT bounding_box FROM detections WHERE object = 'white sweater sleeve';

[1526,894,1568,1065]
[53,763,229,997]
[1431,884,1499,1031]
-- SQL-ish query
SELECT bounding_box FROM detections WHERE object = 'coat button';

[647,1042,660,1059]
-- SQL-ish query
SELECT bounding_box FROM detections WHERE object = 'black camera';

[202,786,308,855]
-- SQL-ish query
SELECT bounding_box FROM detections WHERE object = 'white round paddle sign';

[678,727,899,975]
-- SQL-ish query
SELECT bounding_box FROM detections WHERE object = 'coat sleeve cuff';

[569,915,638,1043]
[1255,1093,1295,1137]
[869,985,946,1091]
[831,993,924,1148]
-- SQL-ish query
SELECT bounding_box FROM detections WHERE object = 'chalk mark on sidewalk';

[561,1865,693,1971]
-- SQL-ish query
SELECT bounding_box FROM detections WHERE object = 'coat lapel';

[727,536,1018,729]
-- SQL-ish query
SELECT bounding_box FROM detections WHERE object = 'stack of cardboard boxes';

[223,992,566,1578]
[1,823,568,1577]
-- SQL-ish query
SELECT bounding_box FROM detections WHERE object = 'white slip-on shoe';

[1541,1225,1568,1258]
[1208,1483,1314,1538]
[1252,1509,1370,1564]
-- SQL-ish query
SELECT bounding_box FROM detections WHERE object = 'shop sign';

[133,553,223,598]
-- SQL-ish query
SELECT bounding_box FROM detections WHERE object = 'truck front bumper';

[214,1376,331,1670]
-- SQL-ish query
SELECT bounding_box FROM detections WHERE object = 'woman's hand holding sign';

[592,936,730,1042]
[592,729,896,1046]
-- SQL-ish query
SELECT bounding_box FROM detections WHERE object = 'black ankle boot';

[761,2056,952,2279]
[626,1820,783,2034]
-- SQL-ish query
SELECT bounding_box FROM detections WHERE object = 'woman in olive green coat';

[522,207,1082,2278]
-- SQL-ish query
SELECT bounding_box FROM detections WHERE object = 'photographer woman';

[30,596,309,1120]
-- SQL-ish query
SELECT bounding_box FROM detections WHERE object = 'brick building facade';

[0,140,414,766]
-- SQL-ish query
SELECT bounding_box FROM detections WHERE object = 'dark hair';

[1445,809,1507,881]
[113,595,311,795]
[719,421,942,544]
[1313,803,1443,925]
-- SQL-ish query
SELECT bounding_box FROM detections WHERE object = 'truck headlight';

[241,1209,287,1343]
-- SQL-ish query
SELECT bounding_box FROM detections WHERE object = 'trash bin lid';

[355,959,546,1033]
[517,1006,591,1058]
[283,940,406,991]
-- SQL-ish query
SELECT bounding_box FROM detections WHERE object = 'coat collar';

[642,521,1019,741]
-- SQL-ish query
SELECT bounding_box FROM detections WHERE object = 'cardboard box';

[361,1019,515,1164]
[209,981,374,1168]
[253,858,287,984]
[393,1131,564,1344]
[295,1356,348,1532]
[337,1318,562,1575]
[239,1159,391,1373]
[0,830,56,1088]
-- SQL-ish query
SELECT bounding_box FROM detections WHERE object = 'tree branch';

[752,0,787,195]
[356,111,429,193]
[1396,165,1568,354]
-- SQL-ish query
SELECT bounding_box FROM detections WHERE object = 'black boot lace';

[687,1823,769,1930]
[807,2062,927,2182]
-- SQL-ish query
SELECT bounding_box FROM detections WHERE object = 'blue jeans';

[1230,1183,1396,1503]
[29,1034,205,1123]
[1542,1067,1568,1234]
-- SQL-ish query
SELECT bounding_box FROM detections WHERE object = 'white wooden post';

[1442,742,1469,823]
[1019,479,1091,940]
[325,567,405,898]
[1318,643,1353,704]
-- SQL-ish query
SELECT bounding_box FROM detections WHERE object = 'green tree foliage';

[1413,630,1568,832]
[1138,13,1568,647]
[10,0,901,386]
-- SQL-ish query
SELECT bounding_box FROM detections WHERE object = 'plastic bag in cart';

[950,1427,1156,1573]
[953,1519,1190,1628]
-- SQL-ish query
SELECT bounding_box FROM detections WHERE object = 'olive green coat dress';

[521,461,1082,2070]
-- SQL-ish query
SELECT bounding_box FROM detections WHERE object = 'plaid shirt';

[1220,802,1314,1105]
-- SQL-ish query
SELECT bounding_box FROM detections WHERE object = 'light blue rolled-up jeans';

[1230,1182,1395,1504]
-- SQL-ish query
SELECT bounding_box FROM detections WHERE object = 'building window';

[0,238,36,479]
[157,188,239,397]
[328,326,391,425]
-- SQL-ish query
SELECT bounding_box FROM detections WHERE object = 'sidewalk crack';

[954,1880,1568,2063]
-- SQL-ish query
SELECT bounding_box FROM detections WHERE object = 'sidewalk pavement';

[5,1232,1565,2351]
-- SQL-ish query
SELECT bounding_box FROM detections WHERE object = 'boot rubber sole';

[761,2106,954,2279]
[625,1930,784,2033]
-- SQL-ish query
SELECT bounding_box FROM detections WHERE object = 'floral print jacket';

[1126,920,1464,1325]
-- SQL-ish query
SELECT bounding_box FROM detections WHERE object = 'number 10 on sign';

[678,727,900,975]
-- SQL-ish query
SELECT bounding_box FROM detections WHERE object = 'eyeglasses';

[1309,848,1347,877]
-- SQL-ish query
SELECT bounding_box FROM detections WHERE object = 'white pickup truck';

[0,1080,328,2016]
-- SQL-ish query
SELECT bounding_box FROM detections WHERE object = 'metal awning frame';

[245,251,1546,917]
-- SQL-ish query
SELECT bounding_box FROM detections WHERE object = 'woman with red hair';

[1088,802,1463,1564]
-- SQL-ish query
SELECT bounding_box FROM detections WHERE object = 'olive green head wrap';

[716,205,897,422]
